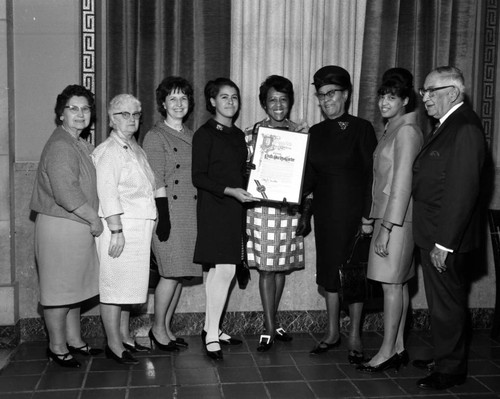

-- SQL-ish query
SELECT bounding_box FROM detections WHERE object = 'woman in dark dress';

[192,78,256,360]
[299,66,377,363]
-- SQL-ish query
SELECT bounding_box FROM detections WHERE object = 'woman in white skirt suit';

[92,94,156,365]
[357,68,423,373]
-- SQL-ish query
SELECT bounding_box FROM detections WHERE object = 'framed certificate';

[247,126,309,204]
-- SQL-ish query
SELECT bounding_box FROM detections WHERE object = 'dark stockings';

[259,270,286,337]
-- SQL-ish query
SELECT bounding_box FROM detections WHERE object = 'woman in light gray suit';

[357,68,423,373]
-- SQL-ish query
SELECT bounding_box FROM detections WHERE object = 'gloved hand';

[155,197,171,242]
[296,197,313,237]
[245,161,256,176]
[280,198,298,216]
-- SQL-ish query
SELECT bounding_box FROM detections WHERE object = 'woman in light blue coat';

[357,68,423,373]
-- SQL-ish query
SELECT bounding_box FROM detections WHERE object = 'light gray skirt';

[366,219,415,284]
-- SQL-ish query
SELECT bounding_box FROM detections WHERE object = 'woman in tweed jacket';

[143,77,200,351]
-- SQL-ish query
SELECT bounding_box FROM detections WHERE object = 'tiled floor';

[1,329,500,398]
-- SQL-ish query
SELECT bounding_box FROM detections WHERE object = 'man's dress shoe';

[417,372,466,390]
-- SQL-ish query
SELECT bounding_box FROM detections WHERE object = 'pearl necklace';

[165,120,183,132]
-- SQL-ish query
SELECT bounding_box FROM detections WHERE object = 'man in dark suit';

[412,66,486,390]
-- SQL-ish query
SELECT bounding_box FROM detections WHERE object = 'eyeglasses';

[418,85,455,98]
[65,105,91,114]
[315,89,344,102]
[113,111,142,120]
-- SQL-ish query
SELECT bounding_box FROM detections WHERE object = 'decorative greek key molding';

[481,0,499,146]
[81,0,96,143]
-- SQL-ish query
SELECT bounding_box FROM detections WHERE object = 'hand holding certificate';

[247,126,309,204]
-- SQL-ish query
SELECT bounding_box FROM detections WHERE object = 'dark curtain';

[106,0,231,142]
[358,0,480,138]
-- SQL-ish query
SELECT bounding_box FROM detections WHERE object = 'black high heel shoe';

[104,345,139,365]
[173,338,189,348]
[148,329,179,352]
[397,349,410,367]
[67,343,103,356]
[123,341,151,352]
[47,348,81,368]
[356,353,400,373]
[256,334,273,352]
[205,340,223,360]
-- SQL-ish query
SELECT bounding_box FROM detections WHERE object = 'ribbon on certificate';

[254,179,268,199]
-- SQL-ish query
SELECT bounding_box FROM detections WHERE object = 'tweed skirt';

[35,214,99,306]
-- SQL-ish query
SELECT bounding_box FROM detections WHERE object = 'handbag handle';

[345,231,362,265]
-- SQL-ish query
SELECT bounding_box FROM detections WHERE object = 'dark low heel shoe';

[256,334,273,352]
[309,337,341,355]
[219,332,242,346]
[47,348,81,368]
[67,343,103,356]
[105,345,139,365]
[123,341,150,352]
[275,328,293,342]
[347,350,365,365]
[356,353,400,373]
[397,349,410,367]
[149,329,179,352]
[205,341,223,360]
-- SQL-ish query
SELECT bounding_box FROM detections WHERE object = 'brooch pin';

[216,124,223,131]
[338,121,349,130]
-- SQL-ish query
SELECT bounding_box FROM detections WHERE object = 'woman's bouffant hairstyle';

[54,84,95,126]
[377,67,416,113]
[204,77,241,117]
[259,75,295,115]
[156,76,195,120]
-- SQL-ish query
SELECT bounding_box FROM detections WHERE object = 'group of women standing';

[31,64,423,370]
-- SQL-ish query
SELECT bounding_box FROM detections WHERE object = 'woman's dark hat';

[312,66,352,91]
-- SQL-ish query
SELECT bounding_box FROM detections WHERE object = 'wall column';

[0,0,18,347]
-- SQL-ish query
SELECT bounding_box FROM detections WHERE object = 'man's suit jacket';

[412,103,486,252]
[370,112,423,224]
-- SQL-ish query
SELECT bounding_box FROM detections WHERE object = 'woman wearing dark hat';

[297,65,377,363]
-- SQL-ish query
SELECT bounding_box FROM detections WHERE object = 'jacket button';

[174,148,178,152]
[173,195,178,200]
[176,164,180,168]
[175,180,179,184]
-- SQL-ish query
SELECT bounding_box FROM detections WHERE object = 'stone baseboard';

[0,323,20,349]
[12,308,496,342]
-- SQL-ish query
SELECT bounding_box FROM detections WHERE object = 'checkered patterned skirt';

[246,205,305,272]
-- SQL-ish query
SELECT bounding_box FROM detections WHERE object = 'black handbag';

[235,260,251,289]
[339,230,382,309]
[236,231,251,289]
[149,250,161,289]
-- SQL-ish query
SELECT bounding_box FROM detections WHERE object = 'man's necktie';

[425,122,440,143]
